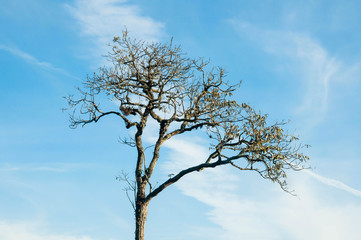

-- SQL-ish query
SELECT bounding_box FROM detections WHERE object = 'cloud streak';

[231,22,343,128]
[0,220,94,240]
[305,169,361,197]
[0,165,67,173]
[0,163,93,173]
[0,44,80,80]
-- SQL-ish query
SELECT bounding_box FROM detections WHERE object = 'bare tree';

[64,31,309,240]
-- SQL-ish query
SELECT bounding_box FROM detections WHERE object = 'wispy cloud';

[66,0,165,55]
[231,22,345,128]
[0,220,95,240]
[0,163,92,173]
[162,137,361,240]
[0,166,66,173]
[0,44,80,80]
[305,169,361,197]
[262,32,340,120]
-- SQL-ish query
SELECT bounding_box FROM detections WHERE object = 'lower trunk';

[135,201,149,240]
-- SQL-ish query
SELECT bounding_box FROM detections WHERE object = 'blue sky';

[1,0,361,239]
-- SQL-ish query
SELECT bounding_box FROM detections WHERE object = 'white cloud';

[0,44,55,69]
[263,32,340,119]
[0,163,92,173]
[305,169,361,197]
[162,137,361,240]
[0,166,66,172]
[231,22,345,128]
[0,220,94,240]
[67,0,165,55]
[0,44,80,80]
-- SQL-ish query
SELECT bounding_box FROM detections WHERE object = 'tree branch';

[145,159,232,202]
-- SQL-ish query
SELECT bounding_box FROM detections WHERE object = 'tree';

[64,31,309,240]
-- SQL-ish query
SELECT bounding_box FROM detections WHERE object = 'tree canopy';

[65,31,309,240]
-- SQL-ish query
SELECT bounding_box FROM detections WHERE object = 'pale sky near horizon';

[1,0,361,239]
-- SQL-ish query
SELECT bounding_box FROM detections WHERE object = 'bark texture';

[135,201,148,240]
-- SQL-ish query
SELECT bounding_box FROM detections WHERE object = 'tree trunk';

[135,183,149,240]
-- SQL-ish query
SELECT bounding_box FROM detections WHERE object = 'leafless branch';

[116,171,136,210]
[65,30,309,220]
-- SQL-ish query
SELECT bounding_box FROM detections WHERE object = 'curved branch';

[145,159,232,202]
